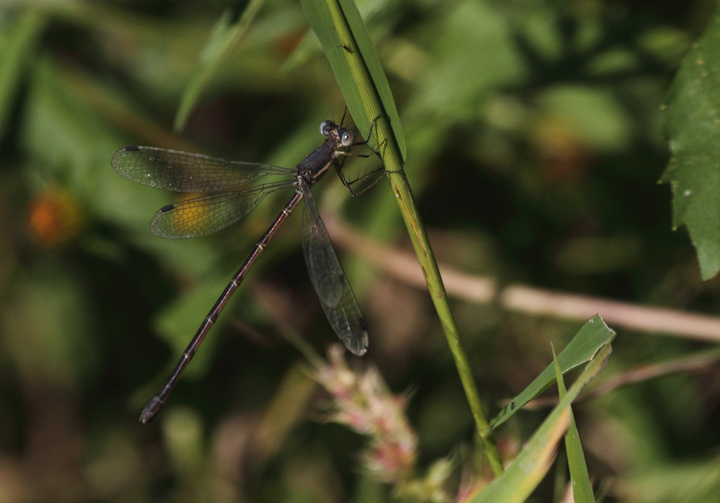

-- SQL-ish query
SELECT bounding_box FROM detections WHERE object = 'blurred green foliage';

[0,0,719,502]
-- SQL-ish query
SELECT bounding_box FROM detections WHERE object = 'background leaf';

[662,7,720,280]
[174,0,266,132]
[0,10,44,136]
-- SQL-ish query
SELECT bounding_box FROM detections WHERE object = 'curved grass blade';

[493,314,616,429]
[174,0,265,132]
[468,343,612,503]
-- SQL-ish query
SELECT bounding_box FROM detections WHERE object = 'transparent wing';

[112,146,293,192]
[151,182,291,239]
[300,180,369,356]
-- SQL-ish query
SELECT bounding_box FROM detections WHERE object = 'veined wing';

[300,180,369,356]
[151,182,292,239]
[112,146,293,192]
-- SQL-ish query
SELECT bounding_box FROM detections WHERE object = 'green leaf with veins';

[662,11,720,280]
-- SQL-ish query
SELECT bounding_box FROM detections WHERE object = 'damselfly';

[112,118,380,423]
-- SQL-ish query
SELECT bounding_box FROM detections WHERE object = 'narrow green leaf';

[554,346,595,503]
[565,416,595,503]
[661,10,720,280]
[298,0,359,117]
[552,345,565,397]
[469,343,612,503]
[0,10,45,137]
[174,0,265,132]
[299,0,404,158]
[493,314,616,428]
[337,0,405,159]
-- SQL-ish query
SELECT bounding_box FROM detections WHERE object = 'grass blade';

[0,10,45,137]
[493,314,616,428]
[467,342,612,503]
[174,0,265,132]
[553,346,595,503]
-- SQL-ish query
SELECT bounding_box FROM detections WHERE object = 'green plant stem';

[390,168,504,477]
[323,0,504,475]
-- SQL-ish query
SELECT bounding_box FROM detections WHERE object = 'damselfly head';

[320,120,355,148]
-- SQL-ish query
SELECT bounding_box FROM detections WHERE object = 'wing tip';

[353,346,368,356]
[347,319,369,356]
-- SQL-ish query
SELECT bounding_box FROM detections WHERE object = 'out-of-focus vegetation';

[1,0,720,502]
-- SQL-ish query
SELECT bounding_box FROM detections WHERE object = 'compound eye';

[320,120,335,136]
[341,130,354,147]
